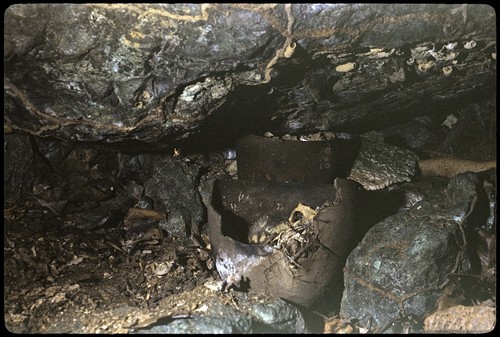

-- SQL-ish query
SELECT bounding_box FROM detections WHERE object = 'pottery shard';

[424,305,495,333]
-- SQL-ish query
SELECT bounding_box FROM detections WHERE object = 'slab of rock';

[130,283,307,334]
[118,153,203,238]
[339,173,485,331]
[4,4,496,148]
[348,132,419,190]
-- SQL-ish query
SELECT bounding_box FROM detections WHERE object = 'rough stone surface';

[4,4,496,149]
[130,284,307,334]
[134,305,252,334]
[382,100,497,162]
[423,305,495,333]
[339,173,483,330]
[3,4,496,333]
[347,132,419,190]
[3,126,495,333]
[125,156,203,239]
[3,133,36,206]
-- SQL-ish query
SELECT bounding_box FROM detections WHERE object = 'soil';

[4,204,220,333]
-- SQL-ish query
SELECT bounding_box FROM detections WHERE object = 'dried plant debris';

[4,131,495,333]
[323,315,369,334]
[4,209,218,333]
[249,203,319,269]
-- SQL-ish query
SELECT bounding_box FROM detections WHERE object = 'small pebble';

[204,280,224,292]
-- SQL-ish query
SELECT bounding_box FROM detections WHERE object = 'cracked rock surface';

[340,173,493,332]
[3,3,496,334]
[4,4,496,149]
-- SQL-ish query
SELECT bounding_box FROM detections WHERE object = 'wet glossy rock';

[4,4,496,148]
[143,157,203,239]
[131,284,306,334]
[117,154,204,238]
[340,173,486,331]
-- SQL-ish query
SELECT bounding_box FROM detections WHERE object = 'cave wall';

[4,4,496,150]
[3,6,497,331]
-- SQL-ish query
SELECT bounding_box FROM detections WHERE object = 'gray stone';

[339,174,484,330]
[118,154,154,185]
[348,132,419,190]
[4,4,495,148]
[143,157,203,239]
[135,308,252,334]
[3,133,35,206]
[241,297,306,333]
[117,153,204,238]
[130,284,306,334]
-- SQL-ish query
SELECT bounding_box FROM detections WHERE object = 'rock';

[483,172,496,232]
[134,306,252,334]
[117,153,204,238]
[120,154,204,238]
[382,101,496,162]
[142,157,203,239]
[339,173,486,331]
[130,284,306,334]
[444,171,482,213]
[435,101,497,162]
[238,295,306,333]
[3,133,35,207]
[382,116,441,152]
[118,154,154,185]
[4,4,496,148]
[347,132,419,190]
[423,305,495,332]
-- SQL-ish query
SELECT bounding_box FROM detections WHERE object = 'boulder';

[340,173,486,331]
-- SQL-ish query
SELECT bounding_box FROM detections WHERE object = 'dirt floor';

[4,202,221,333]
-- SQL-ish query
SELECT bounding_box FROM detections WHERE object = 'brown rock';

[424,305,495,333]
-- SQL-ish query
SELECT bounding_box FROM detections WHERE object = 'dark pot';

[207,178,366,308]
[235,134,359,183]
